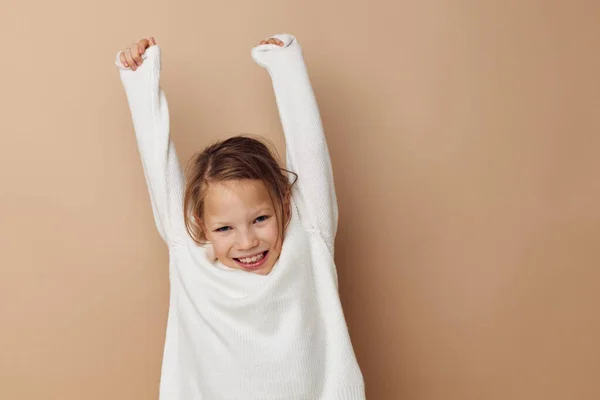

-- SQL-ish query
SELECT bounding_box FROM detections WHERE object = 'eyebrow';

[211,206,273,227]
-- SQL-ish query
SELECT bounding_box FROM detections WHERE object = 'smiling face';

[200,179,289,275]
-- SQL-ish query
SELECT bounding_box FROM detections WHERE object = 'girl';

[115,33,365,399]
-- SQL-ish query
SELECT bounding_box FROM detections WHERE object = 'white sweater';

[115,33,365,400]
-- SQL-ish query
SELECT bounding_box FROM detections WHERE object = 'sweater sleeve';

[251,34,339,254]
[114,45,187,248]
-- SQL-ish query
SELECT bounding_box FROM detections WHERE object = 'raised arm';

[251,34,339,255]
[114,44,187,249]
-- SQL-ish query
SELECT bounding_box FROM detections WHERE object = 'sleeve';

[114,45,187,249]
[251,34,339,254]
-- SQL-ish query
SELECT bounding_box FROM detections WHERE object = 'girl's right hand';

[119,37,156,70]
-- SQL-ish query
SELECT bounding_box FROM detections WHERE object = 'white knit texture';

[115,33,364,400]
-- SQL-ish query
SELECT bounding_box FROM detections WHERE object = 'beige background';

[1,1,599,399]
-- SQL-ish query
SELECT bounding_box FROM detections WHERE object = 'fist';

[119,37,156,70]
[258,37,284,47]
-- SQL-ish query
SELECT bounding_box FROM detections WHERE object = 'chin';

[253,264,274,275]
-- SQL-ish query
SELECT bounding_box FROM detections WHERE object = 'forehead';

[204,180,274,219]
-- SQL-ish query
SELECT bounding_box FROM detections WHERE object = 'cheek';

[265,220,282,244]
[211,237,232,258]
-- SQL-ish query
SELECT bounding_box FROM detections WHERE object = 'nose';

[235,228,259,250]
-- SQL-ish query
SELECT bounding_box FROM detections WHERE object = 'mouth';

[233,250,269,270]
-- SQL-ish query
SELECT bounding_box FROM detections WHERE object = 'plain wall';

[1,0,599,399]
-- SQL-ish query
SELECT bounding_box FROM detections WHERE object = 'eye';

[255,215,269,223]
[214,216,269,232]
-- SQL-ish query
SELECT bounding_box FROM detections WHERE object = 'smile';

[233,250,269,270]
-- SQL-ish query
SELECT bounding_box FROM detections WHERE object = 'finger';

[258,40,267,45]
[148,37,156,46]
[124,49,137,71]
[138,41,146,57]
[130,42,143,65]
[138,39,147,54]
[119,52,129,68]
[138,38,151,53]
[268,38,283,46]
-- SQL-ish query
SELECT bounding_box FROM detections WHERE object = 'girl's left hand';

[258,37,284,47]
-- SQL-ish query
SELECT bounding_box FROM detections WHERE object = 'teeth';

[239,252,264,264]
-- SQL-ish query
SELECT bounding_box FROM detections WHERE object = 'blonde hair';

[183,135,298,245]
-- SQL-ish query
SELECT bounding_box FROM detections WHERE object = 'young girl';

[115,33,365,399]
